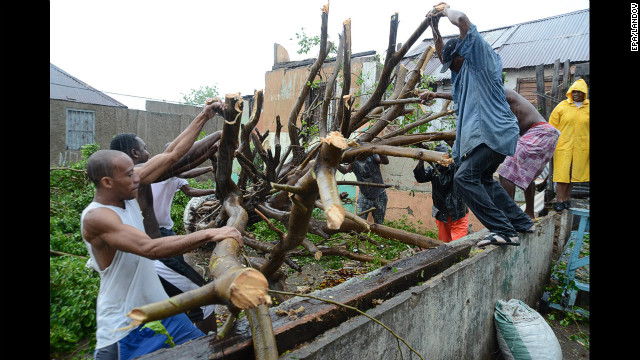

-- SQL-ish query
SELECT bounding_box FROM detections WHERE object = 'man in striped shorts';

[497,88,560,219]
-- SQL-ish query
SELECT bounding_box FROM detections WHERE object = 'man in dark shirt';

[339,153,389,224]
[413,143,469,242]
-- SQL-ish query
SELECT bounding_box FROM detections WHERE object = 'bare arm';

[178,166,213,179]
[429,12,444,63]
[435,3,471,40]
[180,184,216,198]
[82,207,241,270]
[136,100,225,185]
[419,91,453,104]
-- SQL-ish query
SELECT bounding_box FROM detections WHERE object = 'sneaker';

[553,201,565,211]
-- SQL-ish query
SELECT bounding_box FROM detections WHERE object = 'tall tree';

[181,85,220,105]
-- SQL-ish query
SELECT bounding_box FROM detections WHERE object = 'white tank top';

[81,199,169,349]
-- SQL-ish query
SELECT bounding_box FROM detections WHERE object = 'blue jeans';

[357,191,388,224]
[454,144,534,236]
[93,313,204,360]
[159,227,176,237]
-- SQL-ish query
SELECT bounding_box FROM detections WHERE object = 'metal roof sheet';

[50,63,128,108]
[402,9,589,80]
[497,33,590,68]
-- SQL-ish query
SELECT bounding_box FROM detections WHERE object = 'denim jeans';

[159,226,176,237]
[454,144,534,236]
[357,191,388,224]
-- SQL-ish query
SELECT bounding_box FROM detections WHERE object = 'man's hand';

[433,2,448,13]
[419,91,437,105]
[203,225,243,245]
[202,98,226,120]
[428,2,448,17]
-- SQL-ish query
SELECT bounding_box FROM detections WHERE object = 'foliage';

[247,214,439,273]
[384,215,436,238]
[544,233,589,320]
[543,233,590,349]
[142,321,175,348]
[50,256,100,356]
[290,27,336,57]
[181,85,220,106]
[299,116,319,147]
[50,143,101,356]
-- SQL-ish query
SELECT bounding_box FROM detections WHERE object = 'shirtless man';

[419,88,560,219]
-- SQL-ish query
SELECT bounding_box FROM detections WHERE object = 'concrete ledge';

[139,214,558,359]
[282,214,556,359]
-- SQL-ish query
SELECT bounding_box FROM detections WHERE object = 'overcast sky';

[50,0,590,110]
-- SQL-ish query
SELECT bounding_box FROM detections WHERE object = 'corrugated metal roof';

[498,33,589,68]
[50,63,128,108]
[401,9,589,80]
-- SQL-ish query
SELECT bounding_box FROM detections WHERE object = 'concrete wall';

[281,212,559,360]
[50,99,225,167]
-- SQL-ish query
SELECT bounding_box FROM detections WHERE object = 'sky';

[50,0,590,110]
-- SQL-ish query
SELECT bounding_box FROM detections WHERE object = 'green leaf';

[142,321,175,348]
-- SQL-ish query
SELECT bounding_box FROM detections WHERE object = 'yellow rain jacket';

[549,79,589,183]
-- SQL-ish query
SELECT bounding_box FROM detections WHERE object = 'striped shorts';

[497,122,560,189]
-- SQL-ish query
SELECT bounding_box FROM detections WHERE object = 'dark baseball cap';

[440,37,460,73]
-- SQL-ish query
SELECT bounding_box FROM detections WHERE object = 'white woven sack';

[494,299,562,360]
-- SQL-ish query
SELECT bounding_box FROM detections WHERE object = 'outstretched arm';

[419,90,453,104]
[180,184,216,198]
[178,166,214,179]
[82,206,241,270]
[136,100,225,185]
[432,3,471,40]
[429,8,444,63]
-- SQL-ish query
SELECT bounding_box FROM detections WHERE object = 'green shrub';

[50,256,100,355]
[50,143,99,356]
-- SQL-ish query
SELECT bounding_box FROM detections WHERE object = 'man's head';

[110,133,150,164]
[86,150,140,199]
[440,37,463,73]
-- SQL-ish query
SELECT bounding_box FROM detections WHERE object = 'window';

[66,108,95,150]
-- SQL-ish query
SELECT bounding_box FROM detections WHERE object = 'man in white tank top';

[82,100,243,360]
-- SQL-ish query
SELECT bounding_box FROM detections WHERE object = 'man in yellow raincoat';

[549,78,589,211]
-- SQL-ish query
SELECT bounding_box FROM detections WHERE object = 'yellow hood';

[566,78,588,102]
